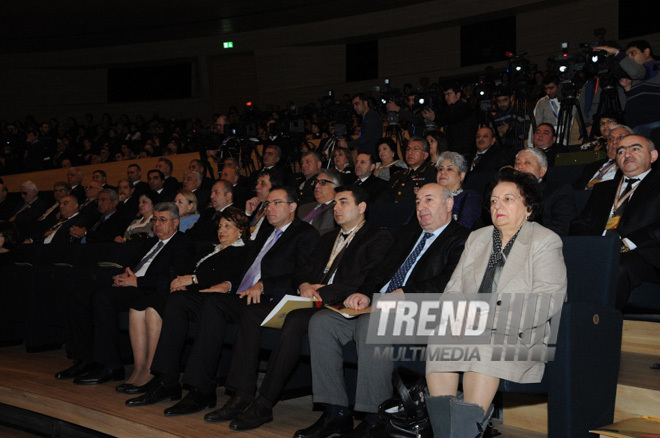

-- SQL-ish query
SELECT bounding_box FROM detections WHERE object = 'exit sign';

[223,42,234,49]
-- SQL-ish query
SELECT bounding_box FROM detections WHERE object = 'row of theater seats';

[0,209,628,437]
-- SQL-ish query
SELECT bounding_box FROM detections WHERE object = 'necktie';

[38,202,59,221]
[386,232,433,292]
[303,204,324,223]
[621,178,639,197]
[354,179,363,186]
[472,153,483,170]
[133,241,164,273]
[237,229,284,293]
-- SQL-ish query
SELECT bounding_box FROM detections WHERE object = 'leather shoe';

[126,381,182,407]
[73,366,125,385]
[229,399,273,431]
[164,388,217,416]
[344,419,385,438]
[294,411,353,438]
[204,394,251,423]
[55,361,97,380]
[124,378,157,395]
[116,382,137,393]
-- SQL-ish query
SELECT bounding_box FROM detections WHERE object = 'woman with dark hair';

[426,130,448,164]
[117,207,251,394]
[435,151,483,229]
[0,221,19,266]
[115,191,158,242]
[425,169,566,437]
[374,138,407,181]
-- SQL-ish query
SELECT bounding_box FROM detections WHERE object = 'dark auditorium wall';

[1,0,658,122]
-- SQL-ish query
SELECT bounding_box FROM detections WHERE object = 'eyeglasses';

[151,217,171,224]
[264,200,293,208]
[314,179,335,186]
[407,146,425,152]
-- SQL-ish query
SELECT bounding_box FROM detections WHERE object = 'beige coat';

[426,221,567,383]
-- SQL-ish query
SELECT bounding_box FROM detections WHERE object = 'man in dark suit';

[126,187,320,415]
[220,166,249,210]
[296,183,470,438]
[186,180,234,242]
[214,185,393,430]
[183,171,210,210]
[297,168,340,236]
[117,178,139,220]
[514,148,576,236]
[9,180,50,240]
[292,151,323,205]
[571,135,660,309]
[380,137,437,204]
[0,183,17,221]
[127,164,149,196]
[573,125,632,190]
[148,169,176,203]
[156,158,179,193]
[92,169,117,192]
[78,181,103,220]
[69,189,132,243]
[67,167,86,204]
[468,126,509,174]
[189,159,215,193]
[353,153,387,202]
[26,195,89,244]
[55,202,194,383]
[531,123,568,167]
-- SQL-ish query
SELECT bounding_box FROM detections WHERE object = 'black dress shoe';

[126,382,182,407]
[343,419,385,438]
[73,366,125,385]
[116,382,137,393]
[294,411,353,438]
[163,388,217,416]
[229,399,273,431]
[55,361,98,380]
[204,394,251,423]
[124,378,157,395]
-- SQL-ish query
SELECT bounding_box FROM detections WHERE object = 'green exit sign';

[223,42,234,49]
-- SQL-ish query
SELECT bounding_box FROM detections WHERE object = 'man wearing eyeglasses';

[297,168,341,236]
[571,134,660,309]
[381,137,437,204]
[127,187,319,416]
[56,202,194,384]
[69,189,131,243]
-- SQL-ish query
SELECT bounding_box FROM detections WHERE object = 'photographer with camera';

[385,93,426,137]
[595,40,660,137]
[422,82,477,157]
[493,86,531,150]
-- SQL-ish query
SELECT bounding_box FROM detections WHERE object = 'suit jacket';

[243,217,320,301]
[186,207,220,242]
[130,232,195,295]
[118,195,139,221]
[572,158,613,190]
[292,173,315,205]
[70,185,86,205]
[42,213,90,244]
[360,220,469,295]
[297,201,337,236]
[539,181,577,236]
[85,210,132,243]
[571,169,660,268]
[186,244,250,293]
[11,197,50,222]
[429,222,566,383]
[355,175,387,203]
[468,146,510,174]
[293,224,393,305]
[163,176,179,192]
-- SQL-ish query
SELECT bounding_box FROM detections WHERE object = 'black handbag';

[378,367,433,438]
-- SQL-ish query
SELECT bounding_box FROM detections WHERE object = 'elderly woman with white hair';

[435,151,483,229]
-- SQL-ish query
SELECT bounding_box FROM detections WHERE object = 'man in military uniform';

[379,137,437,204]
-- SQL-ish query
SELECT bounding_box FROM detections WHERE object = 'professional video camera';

[505,51,532,102]
[554,42,585,98]
[580,28,629,87]
[411,85,442,111]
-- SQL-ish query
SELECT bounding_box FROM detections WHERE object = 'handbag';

[378,366,433,438]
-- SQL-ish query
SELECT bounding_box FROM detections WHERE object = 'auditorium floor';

[0,346,546,437]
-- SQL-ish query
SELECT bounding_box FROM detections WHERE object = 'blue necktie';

[133,241,164,273]
[237,229,284,293]
[386,232,433,292]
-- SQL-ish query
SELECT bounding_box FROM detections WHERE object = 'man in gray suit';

[297,168,341,236]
